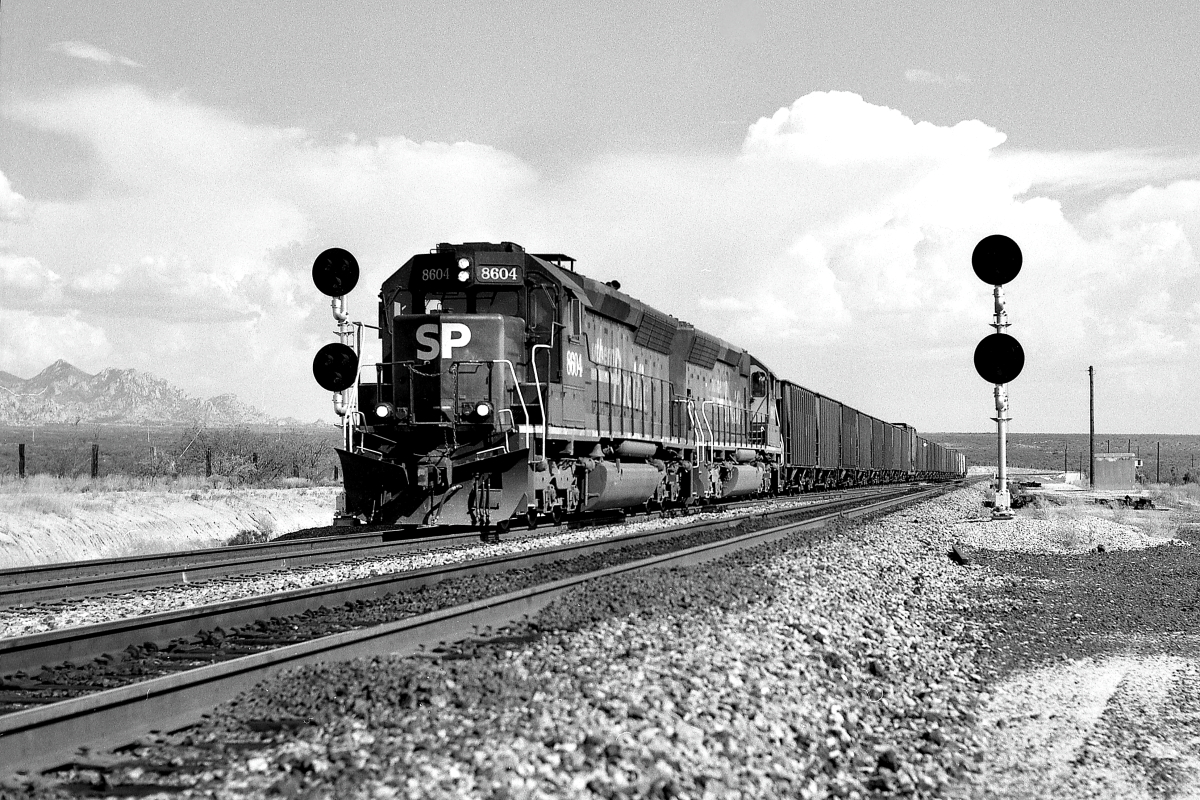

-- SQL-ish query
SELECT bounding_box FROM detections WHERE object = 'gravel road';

[8,483,1199,799]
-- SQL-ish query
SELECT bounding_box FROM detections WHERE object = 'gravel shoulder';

[8,483,1200,799]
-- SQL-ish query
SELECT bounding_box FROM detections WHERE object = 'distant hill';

[929,431,1200,484]
[0,360,286,426]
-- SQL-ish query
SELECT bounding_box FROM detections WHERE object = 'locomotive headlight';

[374,402,395,420]
[458,257,471,269]
[457,269,471,282]
[474,401,492,419]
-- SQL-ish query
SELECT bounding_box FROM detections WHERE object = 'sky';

[1,0,1198,433]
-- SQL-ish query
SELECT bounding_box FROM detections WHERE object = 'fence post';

[18,443,25,479]
[205,449,212,477]
[91,443,99,479]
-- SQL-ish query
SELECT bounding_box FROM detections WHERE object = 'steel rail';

[0,484,904,607]
[0,484,950,775]
[0,485,919,676]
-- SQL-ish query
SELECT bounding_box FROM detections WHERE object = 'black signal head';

[312,248,360,297]
[972,235,1022,286]
[312,342,359,392]
[973,333,1025,384]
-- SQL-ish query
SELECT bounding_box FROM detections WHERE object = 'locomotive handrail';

[491,358,533,454]
[685,398,706,465]
[495,409,516,449]
[530,343,551,462]
[442,358,533,455]
[591,363,673,442]
[701,399,717,462]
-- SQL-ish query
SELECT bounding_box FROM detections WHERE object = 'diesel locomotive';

[310,242,965,530]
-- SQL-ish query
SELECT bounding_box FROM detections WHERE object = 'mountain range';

[0,361,295,426]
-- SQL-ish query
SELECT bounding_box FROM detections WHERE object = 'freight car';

[310,242,965,529]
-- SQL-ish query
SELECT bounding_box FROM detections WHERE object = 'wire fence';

[0,424,342,484]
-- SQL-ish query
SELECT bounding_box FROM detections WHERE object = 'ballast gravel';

[0,496,831,640]
[14,483,1198,799]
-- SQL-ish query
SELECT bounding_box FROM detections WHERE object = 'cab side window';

[527,285,557,342]
[751,371,767,398]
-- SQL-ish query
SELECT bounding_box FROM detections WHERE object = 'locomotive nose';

[392,315,523,427]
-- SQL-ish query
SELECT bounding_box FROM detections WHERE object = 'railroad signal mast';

[972,235,1024,520]
[311,248,363,452]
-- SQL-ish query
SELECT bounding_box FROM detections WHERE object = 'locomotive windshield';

[390,290,413,317]
[474,290,519,316]
[422,292,467,314]
[416,289,519,316]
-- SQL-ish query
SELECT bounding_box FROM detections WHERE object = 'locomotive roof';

[379,242,774,376]
[526,252,770,376]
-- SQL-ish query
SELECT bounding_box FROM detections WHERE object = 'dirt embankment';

[0,487,340,568]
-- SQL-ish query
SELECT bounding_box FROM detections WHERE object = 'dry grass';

[7,494,78,517]
[1024,492,1185,544]
[0,474,325,495]
[1148,482,1200,510]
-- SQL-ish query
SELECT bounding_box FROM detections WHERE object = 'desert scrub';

[225,529,273,546]
[0,474,210,494]
[0,473,333,495]
[1150,482,1200,510]
[226,509,278,546]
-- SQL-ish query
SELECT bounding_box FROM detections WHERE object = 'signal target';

[313,248,360,297]
[974,333,1025,384]
[972,235,1022,286]
[313,342,359,392]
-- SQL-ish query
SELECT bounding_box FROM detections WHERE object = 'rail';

[0,483,951,774]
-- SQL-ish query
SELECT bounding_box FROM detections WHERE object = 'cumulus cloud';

[0,309,112,377]
[2,85,1198,430]
[0,250,64,309]
[742,91,1006,165]
[0,170,28,221]
[48,41,143,68]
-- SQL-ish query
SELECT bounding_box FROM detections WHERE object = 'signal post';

[972,235,1024,520]
[311,248,363,451]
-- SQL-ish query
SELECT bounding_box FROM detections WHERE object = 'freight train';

[310,242,966,530]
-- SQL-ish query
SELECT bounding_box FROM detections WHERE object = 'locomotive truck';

[310,242,965,530]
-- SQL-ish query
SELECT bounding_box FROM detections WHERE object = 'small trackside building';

[1092,453,1137,491]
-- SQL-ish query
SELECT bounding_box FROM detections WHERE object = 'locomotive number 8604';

[311,241,966,530]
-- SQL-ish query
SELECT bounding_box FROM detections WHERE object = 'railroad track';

[0,484,911,608]
[0,482,957,775]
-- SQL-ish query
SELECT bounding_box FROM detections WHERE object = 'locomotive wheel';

[550,506,564,526]
[495,519,511,535]
[526,508,538,530]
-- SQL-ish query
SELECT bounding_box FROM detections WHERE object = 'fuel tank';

[721,464,765,498]
[584,461,662,511]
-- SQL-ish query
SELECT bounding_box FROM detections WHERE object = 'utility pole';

[1089,366,1095,489]
[1157,441,1161,484]
[1064,445,1068,475]
[1106,439,1110,453]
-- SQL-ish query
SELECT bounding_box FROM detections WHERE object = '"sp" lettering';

[415,323,472,360]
